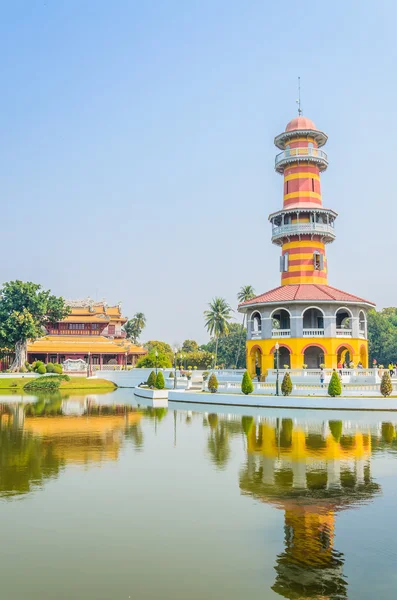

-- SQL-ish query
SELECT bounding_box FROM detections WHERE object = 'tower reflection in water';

[239,417,381,599]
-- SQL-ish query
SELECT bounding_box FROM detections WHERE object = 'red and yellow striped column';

[281,239,327,285]
[283,138,321,209]
[281,136,327,285]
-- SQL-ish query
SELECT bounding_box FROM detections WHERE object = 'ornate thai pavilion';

[238,115,374,373]
[27,299,146,367]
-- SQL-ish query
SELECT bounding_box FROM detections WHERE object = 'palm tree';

[125,312,146,343]
[204,297,232,367]
[235,285,255,368]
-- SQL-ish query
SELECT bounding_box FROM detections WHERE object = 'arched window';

[251,312,262,334]
[359,311,366,337]
[280,253,289,272]
[302,307,324,331]
[313,251,324,271]
[335,308,353,330]
[271,308,291,332]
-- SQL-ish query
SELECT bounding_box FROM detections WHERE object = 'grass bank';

[0,376,116,391]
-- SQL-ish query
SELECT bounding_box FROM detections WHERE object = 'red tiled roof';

[239,284,375,307]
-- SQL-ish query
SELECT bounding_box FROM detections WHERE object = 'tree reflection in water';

[0,405,64,498]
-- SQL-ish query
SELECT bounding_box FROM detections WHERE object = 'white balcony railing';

[303,328,325,337]
[251,331,261,339]
[336,328,353,337]
[271,222,336,240]
[275,146,328,169]
[272,329,291,337]
[359,329,366,338]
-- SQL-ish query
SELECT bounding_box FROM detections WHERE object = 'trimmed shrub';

[53,364,63,374]
[169,371,174,378]
[155,371,165,390]
[36,364,46,375]
[329,420,343,442]
[208,373,218,393]
[241,370,254,395]
[46,362,55,373]
[281,372,293,396]
[328,371,342,397]
[33,360,44,373]
[147,370,156,388]
[381,371,393,397]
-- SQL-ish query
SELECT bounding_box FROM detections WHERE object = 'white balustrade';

[275,146,328,166]
[336,329,353,337]
[272,329,291,337]
[303,328,324,337]
[272,222,335,239]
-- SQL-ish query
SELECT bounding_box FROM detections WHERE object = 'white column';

[262,457,276,485]
[327,459,341,489]
[292,461,307,489]
[355,458,365,486]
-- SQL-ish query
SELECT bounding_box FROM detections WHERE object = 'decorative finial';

[296,76,302,116]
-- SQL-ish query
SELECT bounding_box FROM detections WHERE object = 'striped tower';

[270,116,337,286]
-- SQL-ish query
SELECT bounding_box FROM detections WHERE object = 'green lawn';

[0,376,116,391]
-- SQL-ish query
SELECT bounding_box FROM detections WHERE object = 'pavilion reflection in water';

[239,417,382,599]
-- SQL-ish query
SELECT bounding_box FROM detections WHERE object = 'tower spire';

[296,77,302,116]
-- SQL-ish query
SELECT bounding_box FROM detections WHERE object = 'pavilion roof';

[27,335,147,355]
[238,284,375,309]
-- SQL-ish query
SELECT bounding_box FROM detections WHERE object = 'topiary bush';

[241,370,254,395]
[208,373,218,393]
[381,371,393,397]
[155,371,165,390]
[36,364,46,375]
[33,360,44,373]
[169,371,174,378]
[53,364,63,374]
[281,372,293,396]
[328,371,342,397]
[46,362,55,373]
[147,370,156,388]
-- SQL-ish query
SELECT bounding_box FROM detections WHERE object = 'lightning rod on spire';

[296,76,302,116]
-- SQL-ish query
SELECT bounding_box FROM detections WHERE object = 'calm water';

[1,389,397,599]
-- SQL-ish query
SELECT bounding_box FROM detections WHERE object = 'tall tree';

[124,312,146,343]
[201,323,246,368]
[182,339,199,353]
[235,285,255,368]
[203,297,232,366]
[0,281,70,372]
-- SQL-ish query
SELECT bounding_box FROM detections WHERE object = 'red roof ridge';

[318,283,374,305]
[238,284,288,307]
[238,283,375,308]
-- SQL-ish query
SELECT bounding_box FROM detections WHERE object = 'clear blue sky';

[1,0,396,345]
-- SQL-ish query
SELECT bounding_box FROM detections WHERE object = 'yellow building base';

[247,337,368,376]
